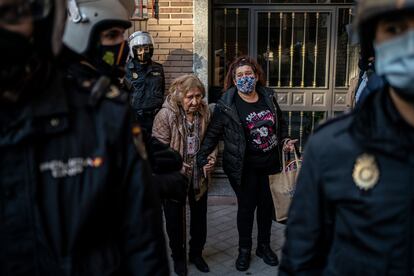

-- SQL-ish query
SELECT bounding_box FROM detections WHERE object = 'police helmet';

[63,0,133,55]
[0,0,66,56]
[356,0,414,60]
[129,31,155,60]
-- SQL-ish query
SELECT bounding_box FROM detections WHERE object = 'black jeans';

[163,189,207,261]
[231,168,274,249]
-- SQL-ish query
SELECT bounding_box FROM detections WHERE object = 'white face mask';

[375,30,414,102]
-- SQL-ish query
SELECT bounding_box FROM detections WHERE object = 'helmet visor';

[129,33,154,48]
[0,0,52,25]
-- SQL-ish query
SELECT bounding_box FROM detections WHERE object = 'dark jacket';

[125,59,165,118]
[279,86,414,275]
[0,63,169,276]
[355,72,384,108]
[197,86,288,186]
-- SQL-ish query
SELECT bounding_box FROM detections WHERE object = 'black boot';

[189,255,210,273]
[173,258,186,276]
[235,248,251,271]
[256,243,279,266]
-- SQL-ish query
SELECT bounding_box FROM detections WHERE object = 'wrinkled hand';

[283,139,298,152]
[203,158,215,177]
[182,162,192,177]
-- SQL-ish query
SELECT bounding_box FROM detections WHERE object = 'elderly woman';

[197,56,296,272]
[152,74,215,275]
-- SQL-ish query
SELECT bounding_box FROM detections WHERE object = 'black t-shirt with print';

[235,92,279,172]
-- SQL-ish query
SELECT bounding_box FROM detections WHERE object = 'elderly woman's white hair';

[167,74,208,116]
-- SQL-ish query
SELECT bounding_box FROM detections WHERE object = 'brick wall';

[129,1,195,91]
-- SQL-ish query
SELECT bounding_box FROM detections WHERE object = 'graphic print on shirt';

[245,110,278,152]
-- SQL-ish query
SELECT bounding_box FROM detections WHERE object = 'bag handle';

[281,143,300,172]
[292,147,300,169]
[282,150,287,171]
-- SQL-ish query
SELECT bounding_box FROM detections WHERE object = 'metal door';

[211,5,357,151]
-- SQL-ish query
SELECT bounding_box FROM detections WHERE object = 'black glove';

[146,137,187,202]
[147,137,183,174]
[153,172,188,203]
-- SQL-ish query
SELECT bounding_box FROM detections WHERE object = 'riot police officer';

[62,0,132,86]
[125,31,165,134]
[0,0,169,275]
[63,0,187,203]
[280,0,414,275]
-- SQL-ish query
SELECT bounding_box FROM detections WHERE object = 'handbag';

[269,147,302,222]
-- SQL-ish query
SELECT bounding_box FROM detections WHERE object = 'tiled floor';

[165,197,286,276]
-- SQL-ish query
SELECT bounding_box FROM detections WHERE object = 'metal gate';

[211,4,358,151]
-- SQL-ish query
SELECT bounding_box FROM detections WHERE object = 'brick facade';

[129,1,195,91]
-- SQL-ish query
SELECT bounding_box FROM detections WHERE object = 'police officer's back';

[125,31,165,133]
[0,0,169,275]
[280,1,414,275]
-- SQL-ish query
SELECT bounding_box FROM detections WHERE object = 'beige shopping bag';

[269,148,301,222]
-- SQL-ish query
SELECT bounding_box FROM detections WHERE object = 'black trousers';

[163,189,207,261]
[231,169,274,249]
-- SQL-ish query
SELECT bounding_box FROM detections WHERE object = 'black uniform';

[125,59,165,133]
[0,63,169,276]
[280,86,414,275]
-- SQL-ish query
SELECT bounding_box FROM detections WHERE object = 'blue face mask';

[375,30,414,102]
[235,75,256,94]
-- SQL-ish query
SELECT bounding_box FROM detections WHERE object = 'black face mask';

[136,51,151,63]
[140,52,152,63]
[0,28,38,103]
[94,40,129,79]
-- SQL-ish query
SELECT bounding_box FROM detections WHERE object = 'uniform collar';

[351,86,414,158]
[0,70,69,146]
[132,59,151,69]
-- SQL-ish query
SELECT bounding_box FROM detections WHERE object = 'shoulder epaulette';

[90,76,128,106]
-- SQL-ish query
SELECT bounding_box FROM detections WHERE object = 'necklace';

[183,112,200,157]
[186,120,194,133]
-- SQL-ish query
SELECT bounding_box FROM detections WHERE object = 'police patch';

[40,157,104,178]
